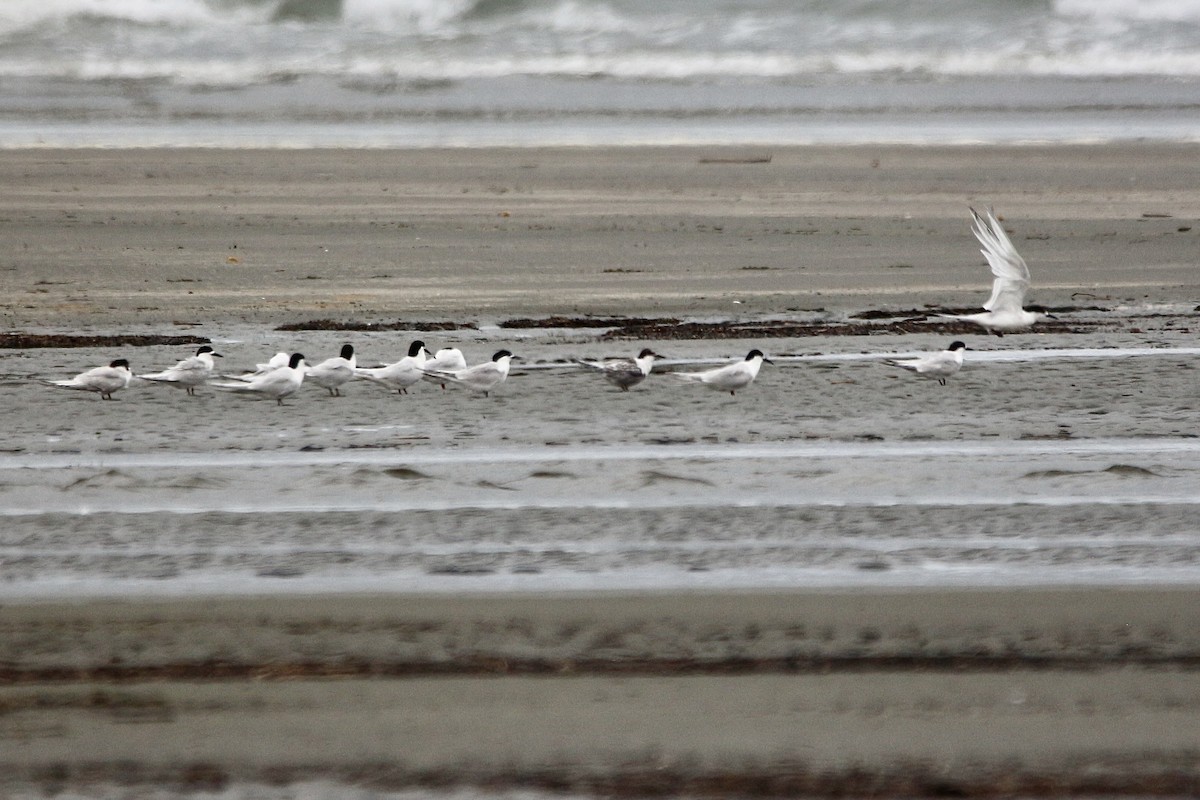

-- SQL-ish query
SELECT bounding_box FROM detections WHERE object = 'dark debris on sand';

[499,315,679,329]
[0,333,210,349]
[597,317,1096,340]
[275,313,1102,340]
[277,319,478,332]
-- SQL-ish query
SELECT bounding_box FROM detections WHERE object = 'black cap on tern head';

[492,349,515,361]
[110,359,130,369]
[746,349,773,363]
[948,341,968,351]
[196,345,222,357]
[288,353,306,369]
[339,344,354,360]
[637,348,658,358]
[407,340,426,358]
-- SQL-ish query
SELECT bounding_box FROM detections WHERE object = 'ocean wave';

[2,0,1200,91]
[1055,0,1200,22]
[6,49,1200,86]
[7,0,1200,32]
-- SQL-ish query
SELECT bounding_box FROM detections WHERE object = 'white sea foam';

[1056,0,1200,22]
[2,0,1200,80]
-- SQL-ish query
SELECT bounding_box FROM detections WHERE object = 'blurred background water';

[3,0,1200,146]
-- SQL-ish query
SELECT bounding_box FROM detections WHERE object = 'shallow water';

[4,326,1199,599]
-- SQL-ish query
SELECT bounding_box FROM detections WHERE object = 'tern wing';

[460,362,502,383]
[884,357,922,373]
[673,361,743,388]
[143,356,205,382]
[971,207,1031,312]
[260,369,302,392]
[574,357,639,382]
[916,351,957,376]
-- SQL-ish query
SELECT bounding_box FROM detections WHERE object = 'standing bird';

[355,340,429,394]
[574,348,660,391]
[938,207,1056,336]
[211,353,307,405]
[140,345,223,395]
[669,349,771,396]
[44,358,133,400]
[420,347,467,390]
[425,350,519,397]
[305,344,356,397]
[884,340,967,386]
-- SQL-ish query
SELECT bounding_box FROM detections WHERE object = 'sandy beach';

[2,144,1199,329]
[2,144,1200,797]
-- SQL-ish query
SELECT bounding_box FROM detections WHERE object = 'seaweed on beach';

[849,304,1109,320]
[499,315,680,329]
[275,306,1106,340]
[0,333,210,349]
[596,317,1094,340]
[276,319,478,332]
[274,311,1104,338]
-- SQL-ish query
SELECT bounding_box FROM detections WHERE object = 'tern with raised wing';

[420,347,467,390]
[939,207,1055,335]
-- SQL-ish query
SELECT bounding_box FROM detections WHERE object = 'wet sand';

[2,144,1199,329]
[2,144,1200,796]
[3,588,1200,796]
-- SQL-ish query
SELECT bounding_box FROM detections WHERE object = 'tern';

[420,347,468,390]
[140,345,222,395]
[211,353,306,405]
[885,340,967,386]
[939,207,1055,336]
[670,349,771,396]
[305,344,356,396]
[425,349,519,397]
[356,340,429,394]
[44,359,133,400]
[574,348,660,391]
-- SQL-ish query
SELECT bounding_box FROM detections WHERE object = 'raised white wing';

[422,348,467,373]
[971,207,1030,313]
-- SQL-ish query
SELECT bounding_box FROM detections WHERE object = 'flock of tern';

[43,207,1050,402]
[43,344,772,403]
